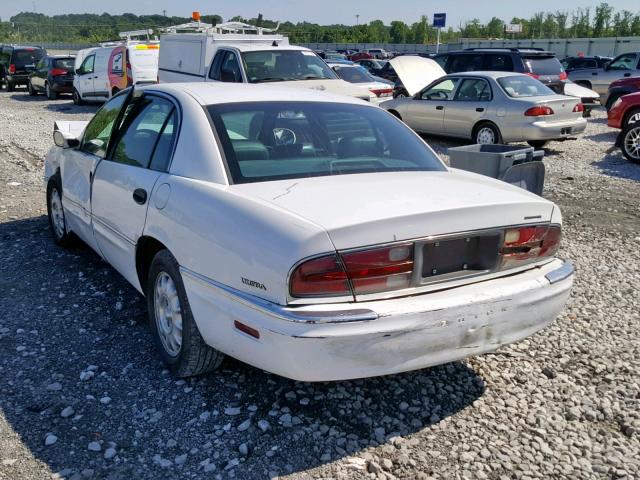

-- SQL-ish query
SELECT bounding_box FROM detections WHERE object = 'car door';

[443,77,492,138]
[90,93,178,289]
[32,58,47,90]
[406,78,460,134]
[60,92,129,251]
[77,54,96,98]
[594,53,638,94]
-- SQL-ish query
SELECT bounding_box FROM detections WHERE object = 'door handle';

[592,72,597,75]
[476,107,485,112]
[132,188,148,205]
[435,105,444,110]
[624,73,631,77]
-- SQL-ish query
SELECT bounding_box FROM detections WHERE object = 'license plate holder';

[421,233,501,279]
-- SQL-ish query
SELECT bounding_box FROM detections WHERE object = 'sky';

[1,0,639,28]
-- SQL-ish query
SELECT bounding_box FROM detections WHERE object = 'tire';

[6,81,14,92]
[46,82,57,100]
[72,88,84,105]
[623,108,640,129]
[27,81,38,96]
[147,250,224,377]
[46,175,74,247]
[620,123,640,164]
[605,94,621,112]
[527,140,548,149]
[474,122,502,145]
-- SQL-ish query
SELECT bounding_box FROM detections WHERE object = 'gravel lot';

[0,87,639,480]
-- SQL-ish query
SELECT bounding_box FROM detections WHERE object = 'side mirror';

[53,130,80,149]
[75,68,83,75]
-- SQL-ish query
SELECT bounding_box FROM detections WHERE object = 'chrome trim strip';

[545,260,575,284]
[180,267,378,324]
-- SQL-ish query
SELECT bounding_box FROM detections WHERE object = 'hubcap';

[477,127,496,144]
[49,187,65,239]
[624,126,640,160]
[629,112,640,126]
[154,272,183,357]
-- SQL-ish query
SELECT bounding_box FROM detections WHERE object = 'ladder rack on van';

[160,21,280,36]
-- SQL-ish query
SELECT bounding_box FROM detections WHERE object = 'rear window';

[523,56,563,76]
[498,75,554,98]
[333,66,373,83]
[12,49,44,66]
[207,102,445,184]
[53,58,75,69]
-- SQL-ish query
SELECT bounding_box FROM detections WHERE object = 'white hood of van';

[390,56,446,96]
[277,79,373,101]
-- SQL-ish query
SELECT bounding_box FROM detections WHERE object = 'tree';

[593,2,614,37]
[554,11,568,38]
[541,14,558,38]
[389,20,410,43]
[485,17,504,38]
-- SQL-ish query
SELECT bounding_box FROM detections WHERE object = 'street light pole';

[355,14,359,26]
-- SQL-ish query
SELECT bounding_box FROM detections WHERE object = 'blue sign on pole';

[433,13,446,28]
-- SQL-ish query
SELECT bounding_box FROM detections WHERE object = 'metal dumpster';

[447,144,545,196]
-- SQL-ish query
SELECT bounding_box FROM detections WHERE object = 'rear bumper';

[51,78,74,92]
[5,74,29,84]
[181,259,574,381]
[525,118,587,140]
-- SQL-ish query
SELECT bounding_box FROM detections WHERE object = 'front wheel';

[527,140,548,149]
[46,175,74,247]
[623,108,640,129]
[474,123,502,145]
[620,123,640,164]
[72,88,84,105]
[147,250,225,377]
[27,81,37,96]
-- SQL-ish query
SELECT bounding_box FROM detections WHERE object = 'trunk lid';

[531,95,581,121]
[389,56,446,96]
[231,170,554,250]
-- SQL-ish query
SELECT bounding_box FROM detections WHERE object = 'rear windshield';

[241,50,337,83]
[53,58,75,69]
[498,75,554,98]
[207,102,445,184]
[13,49,44,65]
[333,66,374,83]
[523,56,564,76]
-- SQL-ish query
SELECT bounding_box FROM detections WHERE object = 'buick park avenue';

[44,83,574,381]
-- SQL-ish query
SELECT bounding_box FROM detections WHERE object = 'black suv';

[562,55,611,73]
[434,48,567,94]
[0,45,47,91]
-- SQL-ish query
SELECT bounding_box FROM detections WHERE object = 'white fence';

[302,36,640,57]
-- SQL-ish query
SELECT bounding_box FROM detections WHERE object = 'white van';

[73,31,159,105]
[158,20,373,102]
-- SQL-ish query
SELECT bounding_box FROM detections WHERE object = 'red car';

[605,76,640,111]
[607,91,640,130]
[348,52,373,62]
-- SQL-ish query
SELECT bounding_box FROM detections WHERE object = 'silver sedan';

[381,72,587,148]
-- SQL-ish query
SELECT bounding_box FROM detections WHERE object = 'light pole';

[355,14,359,26]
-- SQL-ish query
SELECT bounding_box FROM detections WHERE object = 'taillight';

[525,106,554,116]
[525,72,540,79]
[50,68,67,77]
[370,88,393,98]
[8,64,15,74]
[341,244,413,294]
[500,225,561,269]
[559,71,568,81]
[572,103,584,113]
[289,255,350,297]
[290,244,414,297]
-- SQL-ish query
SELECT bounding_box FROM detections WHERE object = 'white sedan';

[44,83,574,381]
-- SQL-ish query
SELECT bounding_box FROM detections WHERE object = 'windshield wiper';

[255,77,289,83]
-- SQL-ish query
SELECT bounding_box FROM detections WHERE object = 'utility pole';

[355,14,359,26]
[162,10,167,17]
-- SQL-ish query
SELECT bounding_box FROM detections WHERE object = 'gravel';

[0,89,639,479]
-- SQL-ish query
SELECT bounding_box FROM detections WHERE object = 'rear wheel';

[147,250,224,377]
[474,123,502,145]
[620,123,640,164]
[27,81,37,96]
[46,82,57,100]
[72,88,84,105]
[527,140,548,149]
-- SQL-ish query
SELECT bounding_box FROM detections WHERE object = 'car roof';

[228,44,311,53]
[142,82,371,107]
[443,71,527,80]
